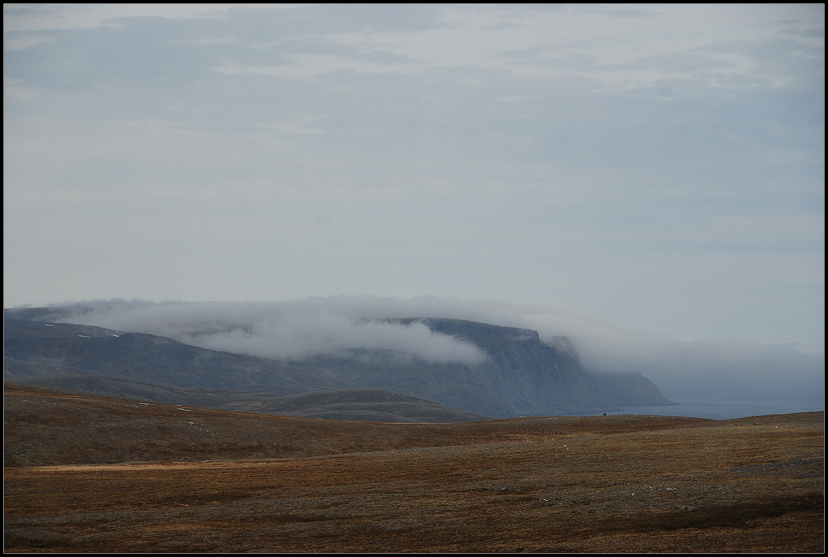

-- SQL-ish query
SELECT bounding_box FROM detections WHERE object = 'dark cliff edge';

[4,309,673,419]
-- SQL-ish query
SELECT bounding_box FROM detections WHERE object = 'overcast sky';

[4,4,824,349]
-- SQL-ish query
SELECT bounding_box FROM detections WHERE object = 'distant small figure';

[603,413,606,416]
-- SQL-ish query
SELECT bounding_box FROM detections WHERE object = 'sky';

[4,4,825,354]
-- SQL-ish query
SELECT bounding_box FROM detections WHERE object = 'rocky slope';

[4,310,672,418]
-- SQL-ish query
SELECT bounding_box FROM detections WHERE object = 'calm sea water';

[588,401,824,421]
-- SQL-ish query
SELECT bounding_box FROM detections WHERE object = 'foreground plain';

[4,384,824,552]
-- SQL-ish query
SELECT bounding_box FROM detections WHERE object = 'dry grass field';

[4,383,824,552]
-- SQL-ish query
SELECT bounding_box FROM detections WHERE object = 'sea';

[588,401,825,421]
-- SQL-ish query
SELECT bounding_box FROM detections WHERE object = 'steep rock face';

[4,311,673,419]
[400,318,607,415]
[295,318,668,417]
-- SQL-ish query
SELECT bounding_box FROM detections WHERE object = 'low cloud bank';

[41,295,824,408]
[46,298,489,365]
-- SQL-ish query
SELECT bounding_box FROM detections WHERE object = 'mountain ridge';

[4,308,673,419]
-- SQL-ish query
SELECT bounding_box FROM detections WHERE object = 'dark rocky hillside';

[4,310,672,418]
[302,318,672,416]
[3,319,352,393]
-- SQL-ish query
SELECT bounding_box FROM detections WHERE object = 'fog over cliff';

[37,296,824,408]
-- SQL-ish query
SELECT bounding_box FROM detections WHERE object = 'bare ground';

[3,383,824,552]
